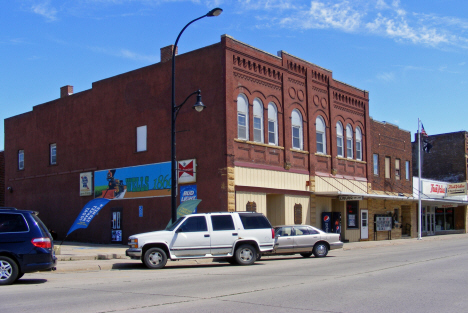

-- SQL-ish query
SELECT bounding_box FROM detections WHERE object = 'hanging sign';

[178,159,196,184]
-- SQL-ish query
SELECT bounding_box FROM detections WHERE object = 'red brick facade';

[0,151,4,207]
[370,119,413,194]
[4,35,374,243]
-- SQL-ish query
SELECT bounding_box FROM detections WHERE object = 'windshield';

[166,217,185,231]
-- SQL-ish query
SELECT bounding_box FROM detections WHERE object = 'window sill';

[290,148,309,155]
[234,139,285,150]
[315,153,331,158]
[336,156,366,164]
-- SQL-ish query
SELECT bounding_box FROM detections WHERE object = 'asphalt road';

[2,236,468,313]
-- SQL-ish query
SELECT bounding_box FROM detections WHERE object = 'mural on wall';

[94,162,171,200]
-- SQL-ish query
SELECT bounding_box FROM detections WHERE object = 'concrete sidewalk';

[51,233,468,273]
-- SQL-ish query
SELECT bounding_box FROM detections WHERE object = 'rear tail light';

[31,237,52,249]
[271,228,275,239]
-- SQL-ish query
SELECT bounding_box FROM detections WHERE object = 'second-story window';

[395,159,401,180]
[50,143,57,165]
[291,109,303,150]
[237,94,249,140]
[316,116,326,154]
[405,161,410,180]
[385,156,391,179]
[18,150,24,170]
[373,154,379,175]
[346,124,353,159]
[253,98,264,143]
[136,125,147,152]
[356,127,362,161]
[268,102,278,145]
[336,122,344,157]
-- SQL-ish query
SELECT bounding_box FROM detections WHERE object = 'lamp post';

[171,8,223,224]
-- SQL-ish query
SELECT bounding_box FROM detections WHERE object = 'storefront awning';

[313,191,415,201]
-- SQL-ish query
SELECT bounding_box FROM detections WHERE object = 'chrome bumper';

[126,248,142,259]
[329,242,344,250]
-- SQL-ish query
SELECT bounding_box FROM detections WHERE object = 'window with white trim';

[268,102,278,145]
[336,122,343,157]
[253,98,264,143]
[50,143,57,165]
[237,94,249,140]
[346,124,353,159]
[136,125,147,152]
[356,127,362,161]
[18,150,24,170]
[316,116,326,154]
[291,109,303,150]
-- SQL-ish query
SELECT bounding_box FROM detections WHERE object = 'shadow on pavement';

[16,278,48,285]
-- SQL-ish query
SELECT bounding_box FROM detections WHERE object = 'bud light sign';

[180,185,197,203]
[322,212,332,233]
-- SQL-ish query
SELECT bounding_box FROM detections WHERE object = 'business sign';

[422,181,447,197]
[375,216,392,231]
[66,198,110,236]
[94,162,171,200]
[180,185,197,203]
[178,159,196,184]
[447,183,467,196]
[80,172,93,196]
[339,196,363,201]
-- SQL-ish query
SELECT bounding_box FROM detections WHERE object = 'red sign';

[178,159,196,184]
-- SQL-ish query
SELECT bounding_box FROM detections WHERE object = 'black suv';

[0,208,57,285]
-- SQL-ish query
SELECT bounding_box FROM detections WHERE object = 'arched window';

[291,109,303,150]
[356,127,362,161]
[237,94,248,140]
[346,124,353,159]
[253,98,264,143]
[316,116,326,154]
[336,122,344,157]
[268,102,278,145]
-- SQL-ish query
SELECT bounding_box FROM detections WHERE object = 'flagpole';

[417,118,422,240]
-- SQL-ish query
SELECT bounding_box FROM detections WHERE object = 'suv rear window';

[0,213,29,233]
[239,214,272,229]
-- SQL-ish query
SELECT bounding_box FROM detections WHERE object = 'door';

[427,209,435,235]
[209,215,238,256]
[293,226,319,253]
[111,208,123,243]
[274,226,294,253]
[171,216,211,257]
[361,209,368,240]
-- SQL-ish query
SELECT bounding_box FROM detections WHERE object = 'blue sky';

[1,0,468,150]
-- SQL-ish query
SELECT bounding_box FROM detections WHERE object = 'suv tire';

[234,244,257,265]
[0,256,19,286]
[143,248,168,269]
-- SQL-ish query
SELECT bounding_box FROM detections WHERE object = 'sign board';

[422,181,447,197]
[339,196,363,201]
[178,159,196,184]
[80,172,93,196]
[180,185,197,203]
[375,216,392,231]
[447,183,467,196]
[139,205,143,217]
[94,162,171,200]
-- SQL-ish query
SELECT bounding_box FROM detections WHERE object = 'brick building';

[4,35,421,243]
[0,151,4,207]
[411,131,468,236]
[368,120,416,240]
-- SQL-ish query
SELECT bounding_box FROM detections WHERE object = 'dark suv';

[0,208,57,285]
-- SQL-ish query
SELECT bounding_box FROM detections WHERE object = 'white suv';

[126,212,275,269]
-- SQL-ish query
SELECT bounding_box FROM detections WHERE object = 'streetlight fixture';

[170,8,223,224]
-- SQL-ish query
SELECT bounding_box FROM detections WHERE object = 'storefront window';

[346,201,359,229]
[435,208,454,231]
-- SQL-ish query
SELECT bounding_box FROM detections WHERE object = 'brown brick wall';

[370,119,412,194]
[0,151,4,206]
[412,131,467,182]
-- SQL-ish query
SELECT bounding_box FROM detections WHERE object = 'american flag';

[421,123,428,137]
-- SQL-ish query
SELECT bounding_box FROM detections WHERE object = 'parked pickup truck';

[126,212,275,269]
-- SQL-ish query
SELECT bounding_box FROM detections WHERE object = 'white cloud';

[88,45,158,62]
[31,1,57,21]
[377,72,395,82]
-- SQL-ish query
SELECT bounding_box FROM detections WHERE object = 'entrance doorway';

[423,207,435,235]
[360,209,368,240]
[111,208,123,243]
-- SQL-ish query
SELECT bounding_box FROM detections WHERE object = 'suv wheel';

[0,256,19,286]
[234,244,257,265]
[143,248,168,269]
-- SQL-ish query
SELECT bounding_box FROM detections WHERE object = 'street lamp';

[170,8,223,223]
